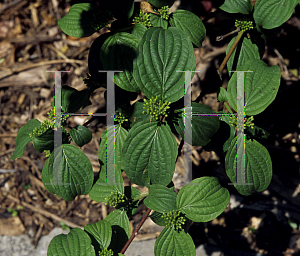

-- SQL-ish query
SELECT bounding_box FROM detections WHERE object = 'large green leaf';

[144,184,177,213]
[122,121,177,186]
[52,85,91,113]
[131,23,147,40]
[226,36,261,75]
[84,220,112,251]
[254,0,298,29]
[100,32,140,92]
[176,177,230,222]
[41,144,94,201]
[32,129,54,153]
[89,166,124,203]
[154,227,195,256]
[58,3,112,38]
[227,59,281,116]
[149,14,168,29]
[105,209,130,253]
[219,0,253,14]
[169,10,206,47]
[70,125,92,147]
[47,228,95,256]
[225,134,272,196]
[11,119,41,159]
[133,27,196,103]
[174,103,220,146]
[98,124,128,172]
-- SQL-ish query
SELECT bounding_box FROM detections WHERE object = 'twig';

[0,59,87,80]
[216,28,240,41]
[6,194,83,229]
[0,0,24,14]
[8,35,61,46]
[44,44,80,70]
[120,207,152,254]
[217,30,245,79]
[0,148,16,157]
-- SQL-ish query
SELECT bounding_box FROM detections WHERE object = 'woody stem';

[217,30,244,79]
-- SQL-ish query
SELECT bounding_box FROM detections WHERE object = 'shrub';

[12,0,298,255]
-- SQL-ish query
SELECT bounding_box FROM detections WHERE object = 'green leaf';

[154,227,195,256]
[226,36,261,75]
[122,121,177,186]
[70,125,92,147]
[150,14,169,29]
[219,0,253,14]
[218,87,228,103]
[47,228,95,256]
[169,10,206,47]
[227,59,281,115]
[144,184,177,213]
[176,177,230,222]
[105,209,130,253]
[11,119,41,159]
[58,3,112,38]
[89,166,124,203]
[128,100,151,128]
[53,85,91,113]
[133,27,196,103]
[98,124,128,172]
[147,0,175,8]
[174,103,220,146]
[254,0,298,29]
[225,134,272,196]
[84,220,112,251]
[41,144,94,201]
[131,23,147,39]
[32,128,54,153]
[100,32,140,92]
[149,211,167,226]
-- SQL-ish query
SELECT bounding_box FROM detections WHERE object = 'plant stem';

[224,102,233,114]
[132,192,149,202]
[120,207,152,254]
[217,30,244,80]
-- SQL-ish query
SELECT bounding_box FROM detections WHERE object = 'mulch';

[1,0,300,255]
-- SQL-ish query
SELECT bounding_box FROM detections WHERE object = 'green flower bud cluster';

[45,150,51,157]
[48,108,69,123]
[98,248,113,256]
[29,108,69,139]
[133,10,152,27]
[105,191,126,208]
[114,111,128,125]
[159,6,169,20]
[161,210,186,231]
[142,96,171,121]
[229,115,254,129]
[29,120,54,138]
[235,19,253,32]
